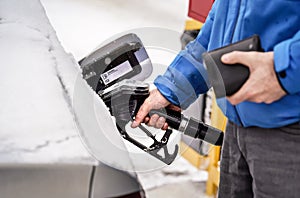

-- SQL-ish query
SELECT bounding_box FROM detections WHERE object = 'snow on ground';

[41,0,208,190]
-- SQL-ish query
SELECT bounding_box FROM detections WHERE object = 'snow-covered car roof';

[0,0,96,165]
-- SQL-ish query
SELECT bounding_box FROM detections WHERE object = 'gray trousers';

[218,121,300,198]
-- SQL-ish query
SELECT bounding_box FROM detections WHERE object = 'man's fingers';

[144,117,150,124]
[148,114,159,126]
[162,122,169,131]
[155,117,166,129]
[223,51,260,105]
[227,80,252,105]
[221,51,257,68]
[131,88,171,128]
[131,103,151,128]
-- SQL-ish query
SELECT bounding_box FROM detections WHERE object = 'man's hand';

[221,51,286,105]
[131,89,172,130]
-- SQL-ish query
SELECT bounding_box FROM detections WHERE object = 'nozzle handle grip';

[149,109,182,129]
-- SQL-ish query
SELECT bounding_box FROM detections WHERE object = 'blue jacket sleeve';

[274,30,300,94]
[153,6,215,109]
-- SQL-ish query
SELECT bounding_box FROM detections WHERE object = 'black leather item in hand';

[202,35,264,98]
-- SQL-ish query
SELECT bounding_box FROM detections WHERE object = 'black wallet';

[202,35,264,98]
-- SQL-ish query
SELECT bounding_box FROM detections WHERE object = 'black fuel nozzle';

[98,79,223,166]
[101,79,224,147]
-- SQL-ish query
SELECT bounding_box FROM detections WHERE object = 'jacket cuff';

[154,73,199,110]
[274,38,300,94]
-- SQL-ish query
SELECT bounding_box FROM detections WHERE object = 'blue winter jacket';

[154,0,300,128]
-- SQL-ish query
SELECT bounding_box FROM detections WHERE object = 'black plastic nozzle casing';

[149,109,223,146]
[183,117,223,146]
